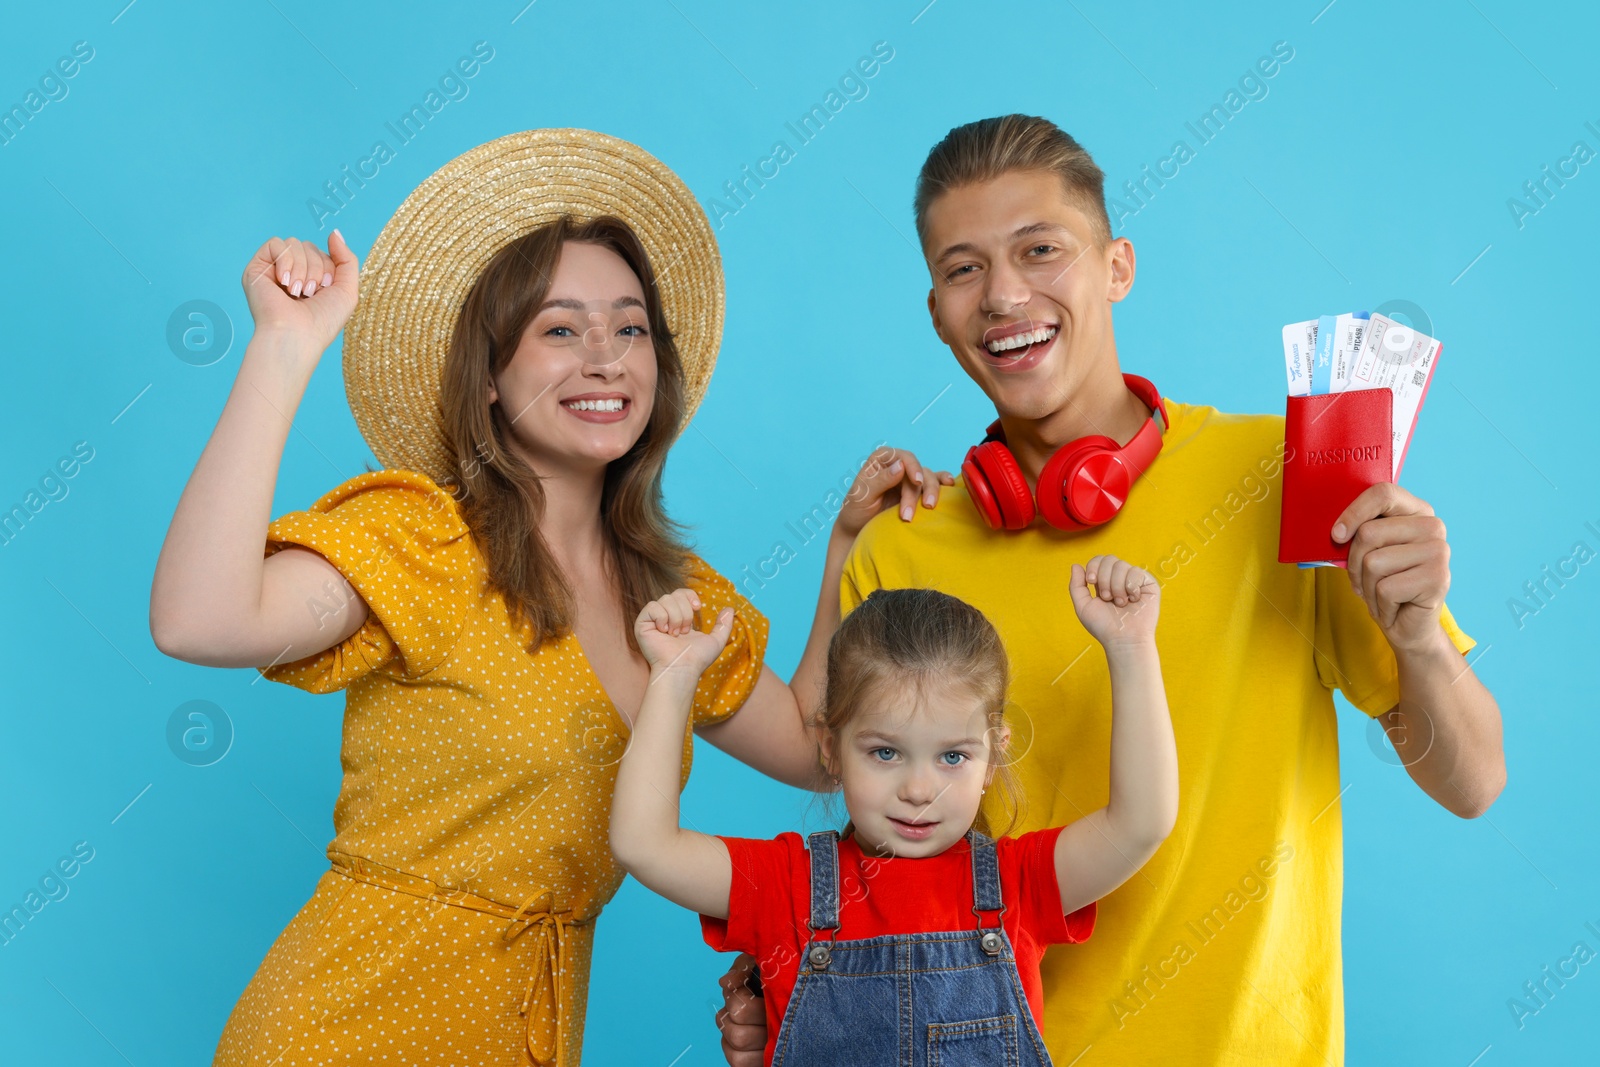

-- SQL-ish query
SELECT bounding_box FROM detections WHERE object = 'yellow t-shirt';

[840,399,1473,1066]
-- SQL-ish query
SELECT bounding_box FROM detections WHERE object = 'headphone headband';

[981,374,1166,445]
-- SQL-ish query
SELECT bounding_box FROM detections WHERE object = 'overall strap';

[806,830,841,933]
[967,829,1005,928]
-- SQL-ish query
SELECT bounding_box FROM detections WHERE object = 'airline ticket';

[1280,311,1443,479]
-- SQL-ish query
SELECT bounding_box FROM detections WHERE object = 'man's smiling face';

[923,169,1134,422]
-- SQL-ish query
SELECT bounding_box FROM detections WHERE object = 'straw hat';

[342,128,725,485]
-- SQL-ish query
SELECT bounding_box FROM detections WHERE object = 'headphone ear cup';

[965,441,1035,530]
[961,445,1004,530]
[1036,436,1122,531]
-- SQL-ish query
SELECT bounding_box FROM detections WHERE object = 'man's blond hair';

[914,114,1112,248]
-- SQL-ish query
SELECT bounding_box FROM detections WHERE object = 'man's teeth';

[985,326,1058,354]
[564,398,624,412]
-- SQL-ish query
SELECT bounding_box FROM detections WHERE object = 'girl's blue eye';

[620,324,647,337]
[1028,244,1054,256]
[939,752,968,766]
[546,325,575,337]
[871,747,896,762]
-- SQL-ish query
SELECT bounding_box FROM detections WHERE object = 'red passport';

[1279,388,1393,565]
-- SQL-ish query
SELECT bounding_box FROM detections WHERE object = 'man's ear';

[1106,236,1137,304]
[927,288,951,347]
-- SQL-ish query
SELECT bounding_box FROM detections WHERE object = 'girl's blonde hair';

[816,587,1024,840]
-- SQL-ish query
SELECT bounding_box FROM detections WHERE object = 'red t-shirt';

[699,827,1095,1066]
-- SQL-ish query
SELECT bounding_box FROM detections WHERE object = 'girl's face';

[488,240,658,475]
[823,678,1007,859]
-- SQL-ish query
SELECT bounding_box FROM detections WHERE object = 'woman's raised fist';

[241,230,360,352]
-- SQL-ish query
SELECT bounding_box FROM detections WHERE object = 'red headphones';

[962,374,1169,532]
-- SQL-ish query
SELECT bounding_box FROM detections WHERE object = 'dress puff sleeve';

[681,553,770,728]
[258,469,481,693]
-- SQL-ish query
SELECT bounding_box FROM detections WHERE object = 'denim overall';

[771,829,1054,1066]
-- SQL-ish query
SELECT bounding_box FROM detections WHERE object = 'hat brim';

[342,128,724,485]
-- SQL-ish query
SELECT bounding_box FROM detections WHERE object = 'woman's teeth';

[564,398,624,412]
[985,326,1057,354]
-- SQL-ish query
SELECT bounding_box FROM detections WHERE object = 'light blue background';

[2,1,1595,1063]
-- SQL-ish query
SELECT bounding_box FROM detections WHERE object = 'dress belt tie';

[329,854,596,1067]
[504,895,574,1067]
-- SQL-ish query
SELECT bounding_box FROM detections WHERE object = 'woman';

[149,130,952,1066]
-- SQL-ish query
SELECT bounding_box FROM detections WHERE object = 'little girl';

[610,555,1176,1066]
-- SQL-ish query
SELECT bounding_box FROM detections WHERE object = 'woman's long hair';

[438,215,691,653]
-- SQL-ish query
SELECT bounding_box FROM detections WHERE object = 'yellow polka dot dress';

[212,470,769,1067]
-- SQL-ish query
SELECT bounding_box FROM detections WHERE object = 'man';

[716,114,1503,1064]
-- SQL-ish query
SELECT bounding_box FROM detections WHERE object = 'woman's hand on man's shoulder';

[833,445,955,540]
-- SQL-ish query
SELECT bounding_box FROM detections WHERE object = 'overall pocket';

[928,1013,1020,1067]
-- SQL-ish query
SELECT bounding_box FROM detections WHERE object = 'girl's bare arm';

[1053,558,1179,914]
[611,595,737,919]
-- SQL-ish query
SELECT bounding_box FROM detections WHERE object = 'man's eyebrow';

[933,222,1071,264]
[1011,221,1068,241]
[535,295,646,313]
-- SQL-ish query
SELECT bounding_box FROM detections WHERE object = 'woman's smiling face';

[489,240,658,473]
